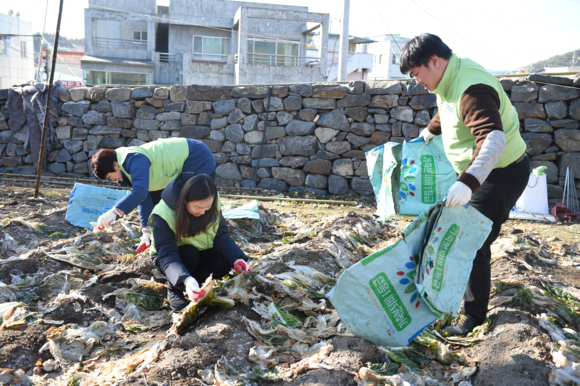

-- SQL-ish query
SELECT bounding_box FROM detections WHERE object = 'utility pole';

[34,0,64,198]
[337,0,350,81]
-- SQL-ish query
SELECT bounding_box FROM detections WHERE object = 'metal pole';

[337,0,350,81]
[34,0,64,198]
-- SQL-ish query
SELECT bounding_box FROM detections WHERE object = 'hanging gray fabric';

[7,80,63,167]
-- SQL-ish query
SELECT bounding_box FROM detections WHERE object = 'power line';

[407,0,517,69]
[370,0,402,51]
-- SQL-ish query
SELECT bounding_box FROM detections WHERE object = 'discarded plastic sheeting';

[65,183,128,229]
[399,137,456,216]
[222,199,261,220]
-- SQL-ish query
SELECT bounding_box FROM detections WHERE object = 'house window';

[108,72,150,86]
[133,30,148,44]
[20,40,26,58]
[83,70,150,86]
[392,53,400,64]
[0,37,6,55]
[193,36,229,61]
[95,19,121,48]
[247,37,299,66]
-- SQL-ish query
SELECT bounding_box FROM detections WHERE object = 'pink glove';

[233,259,252,274]
[184,276,205,303]
[135,231,151,254]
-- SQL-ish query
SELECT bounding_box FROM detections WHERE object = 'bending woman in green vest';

[149,172,250,311]
[90,138,216,253]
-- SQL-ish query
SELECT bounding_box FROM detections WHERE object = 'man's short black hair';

[399,33,452,75]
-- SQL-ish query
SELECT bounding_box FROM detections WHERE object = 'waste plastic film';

[399,136,456,216]
[327,202,492,346]
[65,183,128,229]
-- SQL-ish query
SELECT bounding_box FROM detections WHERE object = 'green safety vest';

[433,54,526,174]
[116,138,190,192]
[149,193,222,254]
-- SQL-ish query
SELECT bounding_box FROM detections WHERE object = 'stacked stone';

[0,75,578,200]
[501,74,580,203]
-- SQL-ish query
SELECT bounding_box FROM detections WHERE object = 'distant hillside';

[33,33,84,62]
[524,49,580,72]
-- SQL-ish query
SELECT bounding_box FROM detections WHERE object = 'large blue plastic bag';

[415,203,493,317]
[327,206,439,347]
[65,183,128,229]
[399,136,456,216]
[366,142,402,222]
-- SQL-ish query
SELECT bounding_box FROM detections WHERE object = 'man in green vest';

[399,33,530,336]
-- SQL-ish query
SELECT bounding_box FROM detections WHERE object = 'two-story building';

[0,11,35,88]
[367,33,411,80]
[82,0,337,86]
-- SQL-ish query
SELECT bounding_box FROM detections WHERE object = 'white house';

[0,11,35,88]
[367,33,411,80]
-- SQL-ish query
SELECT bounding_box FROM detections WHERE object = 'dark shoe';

[441,314,482,337]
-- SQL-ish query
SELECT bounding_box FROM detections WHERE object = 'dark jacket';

[151,172,247,286]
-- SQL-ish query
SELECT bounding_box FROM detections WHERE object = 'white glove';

[184,276,203,303]
[419,128,435,144]
[445,181,472,208]
[96,208,117,231]
[135,231,151,254]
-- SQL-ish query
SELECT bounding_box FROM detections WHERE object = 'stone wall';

[0,75,579,199]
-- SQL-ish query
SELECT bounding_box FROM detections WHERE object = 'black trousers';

[462,154,530,322]
[165,244,231,311]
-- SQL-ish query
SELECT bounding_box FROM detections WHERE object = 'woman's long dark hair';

[175,174,219,241]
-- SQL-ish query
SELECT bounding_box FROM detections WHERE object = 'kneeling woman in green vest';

[149,172,251,311]
[90,138,216,253]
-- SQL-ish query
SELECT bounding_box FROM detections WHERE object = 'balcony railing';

[235,53,320,67]
[92,37,148,50]
[192,53,228,61]
[159,52,177,63]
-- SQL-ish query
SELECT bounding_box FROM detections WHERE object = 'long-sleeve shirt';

[427,84,508,193]
[115,139,216,229]
[152,213,247,286]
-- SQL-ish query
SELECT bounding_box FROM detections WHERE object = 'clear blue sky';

[2,0,579,71]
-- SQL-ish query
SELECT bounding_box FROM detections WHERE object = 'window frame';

[83,70,151,86]
[392,53,400,65]
[20,40,26,58]
[0,37,6,56]
[246,36,300,66]
[192,35,230,61]
[132,30,148,45]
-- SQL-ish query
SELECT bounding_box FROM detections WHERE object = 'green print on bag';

[421,155,436,204]
[432,224,460,292]
[369,272,412,332]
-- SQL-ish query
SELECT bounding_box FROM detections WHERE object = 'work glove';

[184,276,205,303]
[135,231,151,254]
[445,181,472,208]
[419,128,435,145]
[233,259,252,274]
[96,208,117,231]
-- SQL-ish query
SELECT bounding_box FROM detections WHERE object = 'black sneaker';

[441,314,482,337]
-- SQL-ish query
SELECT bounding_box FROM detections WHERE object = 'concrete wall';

[11,77,577,199]
[182,52,235,85]
[0,13,35,88]
[89,0,157,14]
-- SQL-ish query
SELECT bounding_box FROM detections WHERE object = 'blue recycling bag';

[65,183,128,229]
[365,142,402,222]
[399,136,456,216]
[327,202,492,347]
[222,200,260,220]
